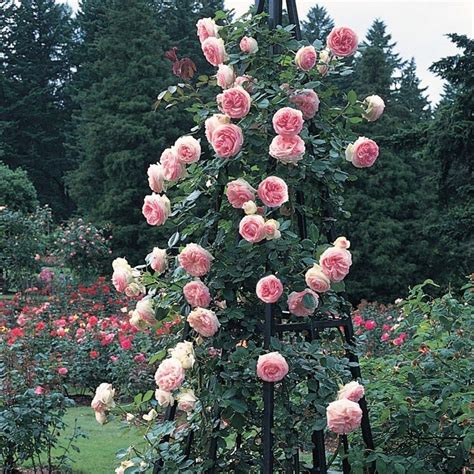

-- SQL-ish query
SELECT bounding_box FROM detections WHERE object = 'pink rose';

[327,26,358,57]
[177,391,197,412]
[154,358,185,392]
[112,267,132,293]
[258,176,288,207]
[239,36,258,54]
[364,320,377,330]
[381,332,390,342]
[272,107,304,137]
[178,243,213,277]
[187,307,220,337]
[289,89,320,120]
[264,219,281,240]
[217,86,251,119]
[142,194,171,226]
[196,18,218,43]
[269,135,305,164]
[326,399,362,434]
[216,64,235,89]
[295,46,317,71]
[345,137,379,168]
[319,247,352,282]
[34,386,44,395]
[211,124,244,158]
[205,114,230,143]
[234,75,255,93]
[147,163,165,193]
[226,178,256,209]
[135,298,155,324]
[58,367,68,376]
[337,381,365,402]
[183,280,211,308]
[239,215,266,243]
[318,49,330,76]
[288,289,319,317]
[333,236,350,249]
[256,352,289,382]
[363,95,385,122]
[174,136,201,164]
[146,247,168,274]
[201,37,227,66]
[256,275,283,303]
[305,264,331,293]
[160,147,185,181]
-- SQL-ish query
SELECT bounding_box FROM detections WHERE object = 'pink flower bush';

[154,358,185,392]
[258,176,288,207]
[239,215,266,243]
[295,45,317,71]
[272,107,304,137]
[363,95,385,122]
[183,280,211,308]
[146,247,168,274]
[217,86,251,119]
[319,246,352,282]
[160,147,185,181]
[256,352,289,382]
[289,89,320,120]
[256,275,283,303]
[327,26,359,57]
[205,114,230,142]
[337,381,365,402]
[269,135,306,164]
[178,243,213,277]
[287,289,319,317]
[216,64,235,89]
[345,137,380,168]
[226,178,256,208]
[211,124,244,158]
[201,37,227,66]
[142,194,171,226]
[326,398,362,434]
[174,136,201,164]
[305,264,331,293]
[187,307,220,337]
[240,36,258,54]
[196,18,219,43]
[147,163,165,193]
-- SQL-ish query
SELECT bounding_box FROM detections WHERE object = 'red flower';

[89,350,99,359]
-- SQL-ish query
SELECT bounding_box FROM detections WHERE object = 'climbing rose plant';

[97,8,385,473]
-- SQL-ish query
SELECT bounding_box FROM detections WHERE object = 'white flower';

[169,341,195,369]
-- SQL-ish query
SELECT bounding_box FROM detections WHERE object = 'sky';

[60,0,473,104]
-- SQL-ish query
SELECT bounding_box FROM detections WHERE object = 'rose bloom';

[295,45,317,71]
[320,246,352,282]
[326,398,363,435]
[256,275,284,303]
[174,136,201,164]
[327,26,358,57]
[211,124,244,159]
[91,383,115,412]
[134,298,155,324]
[240,36,258,54]
[154,358,185,392]
[183,280,211,308]
[258,176,289,207]
[257,352,289,382]
[363,95,385,122]
[318,49,330,76]
[272,107,304,137]
[216,64,235,89]
[196,18,219,43]
[239,214,266,243]
[217,86,251,119]
[111,262,133,293]
[243,200,258,215]
[147,163,165,193]
[333,236,350,249]
[288,289,319,317]
[381,332,390,342]
[155,389,174,407]
[204,114,230,143]
[226,178,256,209]
[168,341,195,369]
[177,390,197,412]
[142,193,171,226]
[34,386,44,395]
[146,247,168,274]
[201,37,227,66]
[178,243,213,277]
[58,367,68,375]
[337,381,365,402]
[264,219,281,240]
[364,320,377,330]
[234,74,255,93]
[160,147,185,181]
[345,137,380,168]
[187,307,220,337]
[289,89,320,120]
[95,411,107,425]
[305,264,331,293]
[269,135,306,164]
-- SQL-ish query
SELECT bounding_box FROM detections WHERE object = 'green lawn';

[30,406,145,473]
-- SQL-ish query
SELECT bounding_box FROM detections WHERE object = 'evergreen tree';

[0,0,74,217]
[301,5,334,44]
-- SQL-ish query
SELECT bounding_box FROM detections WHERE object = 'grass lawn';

[28,406,146,474]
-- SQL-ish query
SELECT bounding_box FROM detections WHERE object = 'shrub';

[0,161,38,213]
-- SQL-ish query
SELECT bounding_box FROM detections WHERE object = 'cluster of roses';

[91,382,116,424]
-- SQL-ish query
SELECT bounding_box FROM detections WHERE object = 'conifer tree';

[301,5,334,44]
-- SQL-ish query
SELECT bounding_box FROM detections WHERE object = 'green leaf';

[347,90,357,105]
[148,349,167,365]
[331,281,345,293]
[303,293,316,309]
[142,390,154,402]
[349,116,363,123]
